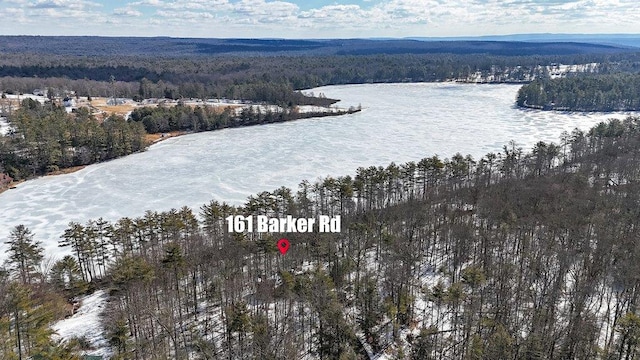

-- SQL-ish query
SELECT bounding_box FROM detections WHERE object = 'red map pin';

[277,238,290,255]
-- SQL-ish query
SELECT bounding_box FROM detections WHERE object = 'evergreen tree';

[4,225,43,284]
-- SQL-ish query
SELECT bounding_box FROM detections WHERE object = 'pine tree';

[2,281,78,359]
[4,225,43,284]
[50,256,87,297]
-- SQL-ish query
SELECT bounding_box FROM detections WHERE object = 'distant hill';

[0,36,634,57]
[409,33,640,49]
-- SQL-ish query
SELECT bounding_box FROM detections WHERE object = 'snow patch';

[0,117,10,136]
[52,290,112,358]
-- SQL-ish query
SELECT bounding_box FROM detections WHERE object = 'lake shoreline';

[518,102,640,112]
[0,179,24,195]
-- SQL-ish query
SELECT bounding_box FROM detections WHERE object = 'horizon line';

[0,32,639,40]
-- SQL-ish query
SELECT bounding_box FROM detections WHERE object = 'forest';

[517,73,640,111]
[0,37,632,57]
[4,117,640,359]
[2,49,640,103]
[0,99,146,180]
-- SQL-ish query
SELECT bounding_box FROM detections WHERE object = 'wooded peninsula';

[517,73,640,111]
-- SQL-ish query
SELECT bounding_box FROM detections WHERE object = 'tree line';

[129,103,359,134]
[517,73,640,111]
[3,51,639,104]
[5,117,640,358]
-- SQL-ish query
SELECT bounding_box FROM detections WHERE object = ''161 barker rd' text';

[225,215,341,233]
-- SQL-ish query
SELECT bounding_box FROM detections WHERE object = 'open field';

[87,97,138,117]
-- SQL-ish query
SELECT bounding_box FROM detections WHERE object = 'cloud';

[160,0,230,11]
[3,0,103,28]
[234,0,298,17]
[30,0,65,8]
[103,0,640,36]
[297,1,435,29]
[156,9,215,19]
[231,0,299,24]
[28,0,100,9]
[0,7,27,22]
[299,4,372,28]
[1,0,640,37]
[142,0,299,26]
[113,7,142,16]
[153,0,640,36]
[129,0,164,5]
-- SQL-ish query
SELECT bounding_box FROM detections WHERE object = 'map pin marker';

[277,238,290,255]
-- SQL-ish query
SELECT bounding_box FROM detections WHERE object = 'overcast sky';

[0,0,638,38]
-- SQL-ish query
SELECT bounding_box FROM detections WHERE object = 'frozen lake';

[0,83,634,260]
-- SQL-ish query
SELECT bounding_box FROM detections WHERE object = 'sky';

[0,0,638,38]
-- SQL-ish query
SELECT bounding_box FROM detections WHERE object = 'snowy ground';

[3,93,48,103]
[0,117,10,135]
[52,290,112,358]
[296,105,347,113]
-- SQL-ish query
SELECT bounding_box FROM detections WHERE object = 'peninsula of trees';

[0,99,359,181]
[517,73,640,111]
